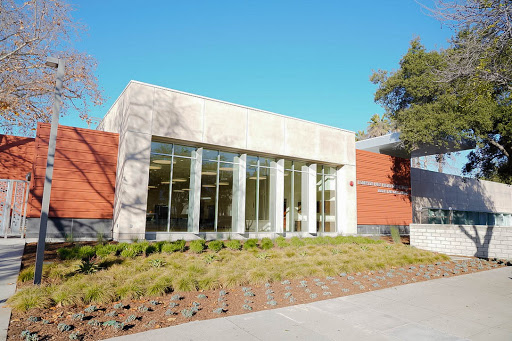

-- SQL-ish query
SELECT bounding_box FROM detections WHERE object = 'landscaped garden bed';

[7,236,506,341]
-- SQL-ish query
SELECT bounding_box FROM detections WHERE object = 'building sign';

[357,180,409,196]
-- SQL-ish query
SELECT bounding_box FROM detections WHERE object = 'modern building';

[97,81,357,241]
[1,81,511,254]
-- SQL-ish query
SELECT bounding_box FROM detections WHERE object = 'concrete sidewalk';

[0,239,24,341]
[107,266,512,341]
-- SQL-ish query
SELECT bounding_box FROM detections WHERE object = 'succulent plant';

[242,304,252,311]
[57,323,72,332]
[84,305,98,313]
[125,314,137,323]
[114,302,124,309]
[87,320,101,326]
[27,316,40,323]
[197,294,207,299]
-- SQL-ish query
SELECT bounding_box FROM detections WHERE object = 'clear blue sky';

[61,0,454,133]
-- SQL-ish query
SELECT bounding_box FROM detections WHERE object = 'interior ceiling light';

[219,167,233,171]
[249,176,267,180]
[183,188,190,191]
[201,171,217,176]
[153,159,172,165]
[149,165,161,170]
[173,178,187,182]
[201,197,212,200]
[161,181,170,184]
[148,185,157,189]
[218,182,229,186]
[173,190,184,193]
[202,184,216,188]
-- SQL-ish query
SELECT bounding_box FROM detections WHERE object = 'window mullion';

[290,163,294,233]
[214,156,220,232]
[167,145,175,233]
[256,160,260,233]
[321,167,325,233]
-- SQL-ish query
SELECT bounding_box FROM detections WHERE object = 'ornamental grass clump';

[243,238,258,250]
[225,239,241,250]
[260,238,274,250]
[189,240,206,253]
[208,240,224,252]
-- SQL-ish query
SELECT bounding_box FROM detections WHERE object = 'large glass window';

[316,165,337,233]
[284,160,306,232]
[199,149,240,233]
[245,156,276,232]
[146,141,195,232]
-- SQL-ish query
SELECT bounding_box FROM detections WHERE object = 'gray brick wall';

[410,224,512,260]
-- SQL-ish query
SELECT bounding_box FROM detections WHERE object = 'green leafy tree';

[371,37,512,183]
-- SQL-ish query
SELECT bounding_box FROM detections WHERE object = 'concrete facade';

[411,168,512,223]
[410,224,512,260]
[98,81,356,241]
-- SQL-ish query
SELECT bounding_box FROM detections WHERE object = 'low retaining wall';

[410,224,512,260]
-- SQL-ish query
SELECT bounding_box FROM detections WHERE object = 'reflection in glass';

[217,162,234,232]
[170,157,190,232]
[200,159,217,232]
[146,154,171,232]
[245,165,257,232]
[259,167,271,231]
[174,145,196,157]
[316,172,323,232]
[293,171,303,232]
[284,169,292,231]
[324,174,336,232]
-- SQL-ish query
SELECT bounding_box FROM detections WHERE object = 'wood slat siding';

[27,123,119,219]
[0,134,35,180]
[356,150,412,226]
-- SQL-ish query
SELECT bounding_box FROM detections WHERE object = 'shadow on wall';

[388,156,412,203]
[457,225,493,258]
[0,135,35,180]
[28,125,118,239]
[412,168,497,258]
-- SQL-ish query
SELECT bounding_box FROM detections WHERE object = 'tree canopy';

[371,0,512,184]
[0,0,104,135]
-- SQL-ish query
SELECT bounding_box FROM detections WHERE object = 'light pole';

[34,57,65,285]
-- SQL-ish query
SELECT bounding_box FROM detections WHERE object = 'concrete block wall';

[410,224,512,260]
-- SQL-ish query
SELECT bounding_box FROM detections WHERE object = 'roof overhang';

[355,132,475,159]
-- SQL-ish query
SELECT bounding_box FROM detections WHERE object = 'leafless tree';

[422,0,512,90]
[0,0,104,135]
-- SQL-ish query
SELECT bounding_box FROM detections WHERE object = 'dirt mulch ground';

[8,256,506,341]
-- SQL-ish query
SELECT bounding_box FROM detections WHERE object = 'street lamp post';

[34,57,65,285]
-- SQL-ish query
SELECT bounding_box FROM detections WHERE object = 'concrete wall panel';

[246,110,285,155]
[126,82,154,135]
[203,100,247,149]
[152,89,204,142]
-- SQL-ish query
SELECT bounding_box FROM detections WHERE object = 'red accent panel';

[0,135,35,180]
[356,150,412,226]
[27,123,119,219]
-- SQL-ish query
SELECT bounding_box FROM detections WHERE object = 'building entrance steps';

[106,266,512,341]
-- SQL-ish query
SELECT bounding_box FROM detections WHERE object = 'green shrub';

[154,241,166,252]
[78,245,96,260]
[390,226,402,244]
[57,246,80,260]
[120,247,139,258]
[260,238,274,250]
[95,244,117,258]
[189,240,206,253]
[208,240,224,252]
[76,259,99,274]
[290,236,305,247]
[243,238,258,250]
[225,239,241,250]
[161,240,186,253]
[275,236,289,248]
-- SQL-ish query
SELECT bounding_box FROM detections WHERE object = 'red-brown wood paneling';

[27,123,119,219]
[0,134,35,180]
[356,150,412,226]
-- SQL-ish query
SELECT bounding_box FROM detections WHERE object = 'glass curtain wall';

[284,160,306,232]
[146,141,194,232]
[199,150,239,232]
[245,156,275,232]
[316,166,337,233]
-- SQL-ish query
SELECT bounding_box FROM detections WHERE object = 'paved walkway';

[108,266,512,341]
[0,239,24,341]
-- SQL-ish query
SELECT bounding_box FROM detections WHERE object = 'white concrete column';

[336,164,357,235]
[303,164,317,234]
[271,159,285,233]
[114,131,152,241]
[188,148,202,233]
[232,154,246,233]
